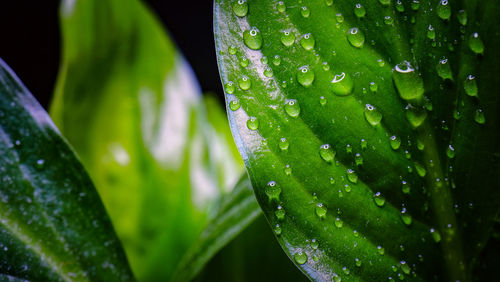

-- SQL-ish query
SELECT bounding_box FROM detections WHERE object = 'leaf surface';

[0,59,133,281]
[214,0,500,280]
[51,0,244,280]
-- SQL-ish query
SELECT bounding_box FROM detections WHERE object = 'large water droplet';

[464,75,478,97]
[347,169,358,183]
[373,192,386,207]
[277,1,286,12]
[395,0,405,12]
[316,203,327,219]
[229,100,240,111]
[390,135,401,150]
[279,137,290,151]
[272,55,281,66]
[436,0,451,21]
[427,25,436,40]
[243,27,263,50]
[436,58,453,80]
[225,82,235,94]
[285,99,300,117]
[265,181,281,201]
[457,10,467,26]
[300,33,315,50]
[469,32,484,54]
[354,4,366,18]
[247,116,259,130]
[232,0,248,17]
[319,144,335,163]
[297,65,315,87]
[393,61,424,101]
[364,104,383,126]
[280,30,295,47]
[335,217,344,228]
[347,27,365,48]
[331,72,354,96]
[474,109,486,124]
[294,251,308,264]
[405,105,427,128]
[301,6,310,18]
[238,76,251,90]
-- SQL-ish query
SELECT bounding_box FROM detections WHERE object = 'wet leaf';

[214,0,500,280]
[0,59,133,281]
[51,0,243,280]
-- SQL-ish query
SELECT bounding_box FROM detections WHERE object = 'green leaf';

[172,175,261,281]
[51,0,243,280]
[214,0,500,280]
[0,59,133,280]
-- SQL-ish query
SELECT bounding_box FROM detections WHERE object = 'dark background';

[0,0,222,110]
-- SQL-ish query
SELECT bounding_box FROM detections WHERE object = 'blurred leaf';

[0,59,133,281]
[193,214,309,282]
[51,0,243,280]
[172,175,260,282]
[214,0,500,280]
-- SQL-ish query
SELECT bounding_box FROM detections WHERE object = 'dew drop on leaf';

[384,16,394,25]
[228,45,237,55]
[464,74,478,97]
[294,251,307,265]
[411,0,421,10]
[436,58,453,81]
[474,109,486,124]
[427,25,436,40]
[346,169,358,184]
[377,245,385,255]
[275,205,285,220]
[276,1,286,12]
[364,104,383,126]
[457,9,467,25]
[405,105,427,128]
[232,0,248,17]
[280,30,295,47]
[446,144,455,158]
[360,139,367,150]
[369,81,378,92]
[347,27,365,48]
[355,153,363,166]
[331,72,354,96]
[272,55,281,66]
[279,137,289,151]
[285,99,300,118]
[395,0,405,12]
[301,6,310,18]
[319,96,327,106]
[263,68,273,78]
[355,258,362,267]
[430,228,442,243]
[390,135,401,150]
[246,116,259,130]
[392,61,424,101]
[401,180,410,194]
[225,81,235,94]
[238,75,251,90]
[243,27,262,50]
[436,0,451,20]
[239,57,249,67]
[300,33,315,50]
[336,13,344,23]
[354,4,366,18]
[373,192,386,207]
[274,224,282,235]
[311,239,319,249]
[400,208,412,226]
[265,181,281,201]
[229,100,240,111]
[325,0,333,6]
[297,65,315,87]
[469,32,484,54]
[335,217,344,228]
[378,0,390,6]
[284,164,292,175]
[319,144,335,163]
[316,203,327,219]
[414,162,427,177]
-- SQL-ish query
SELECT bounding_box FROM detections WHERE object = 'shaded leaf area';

[194,214,309,282]
[0,60,133,281]
[214,0,499,280]
[172,175,260,281]
[51,0,243,280]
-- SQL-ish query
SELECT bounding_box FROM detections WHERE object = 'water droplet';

[272,55,281,66]
[457,10,467,26]
[239,57,249,67]
[294,251,308,264]
[346,144,353,154]
[35,159,45,169]
[405,105,427,128]
[325,0,333,6]
[411,0,420,10]
[354,4,366,18]
[301,6,310,18]
[232,0,248,17]
[360,139,367,150]
[369,82,378,92]
[311,239,319,249]
[284,164,292,175]
[377,245,385,255]
[395,0,405,12]
[374,192,386,207]
[261,56,268,64]
[355,258,362,267]
[265,181,281,201]
[474,109,486,124]
[436,0,451,21]
[277,1,286,12]
[319,144,335,163]
[355,153,364,166]
[300,33,315,50]
[243,27,262,50]
[229,100,240,111]
[316,203,327,219]
[469,32,484,54]
[390,135,401,150]
[384,15,394,25]
[430,228,441,242]
[347,28,365,48]
[335,217,344,228]
[464,75,478,97]
[379,0,390,6]
[400,261,411,275]
[279,137,290,151]
[274,224,282,235]
[331,72,354,96]
[364,104,383,126]
[225,82,235,94]
[280,30,295,47]
[238,76,251,90]
[436,58,453,80]
[285,99,300,117]
[347,169,358,184]
[319,96,327,106]
[446,144,455,158]
[393,61,424,101]
[247,116,259,130]
[427,25,436,40]
[414,162,427,177]
[264,68,273,78]
[401,180,410,194]
[297,65,315,87]
[228,46,237,55]
[400,208,412,225]
[276,205,286,220]
[336,13,344,23]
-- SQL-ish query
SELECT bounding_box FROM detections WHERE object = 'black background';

[0,0,221,109]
